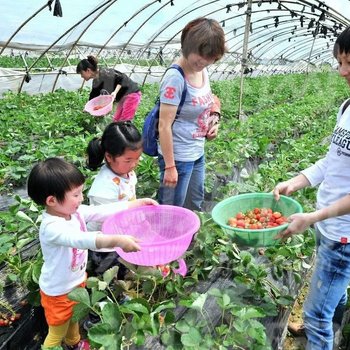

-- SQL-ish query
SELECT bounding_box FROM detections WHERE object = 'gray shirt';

[159,68,215,161]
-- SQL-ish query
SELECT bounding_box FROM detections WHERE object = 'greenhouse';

[1,0,350,349]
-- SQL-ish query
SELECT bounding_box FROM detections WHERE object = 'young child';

[87,121,142,208]
[27,157,156,350]
[77,55,142,122]
[86,121,142,275]
[273,26,350,350]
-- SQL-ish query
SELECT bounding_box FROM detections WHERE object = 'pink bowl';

[102,205,200,267]
[84,94,114,117]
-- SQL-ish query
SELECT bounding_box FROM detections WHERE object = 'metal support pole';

[238,0,253,120]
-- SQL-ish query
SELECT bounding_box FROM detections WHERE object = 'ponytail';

[86,137,104,170]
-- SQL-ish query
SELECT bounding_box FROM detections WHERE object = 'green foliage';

[0,55,161,70]
[0,196,42,294]
[1,71,348,348]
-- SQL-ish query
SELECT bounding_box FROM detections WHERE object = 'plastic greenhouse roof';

[1,0,350,95]
[1,0,349,56]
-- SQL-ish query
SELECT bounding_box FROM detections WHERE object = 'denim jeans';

[157,155,205,211]
[303,229,350,350]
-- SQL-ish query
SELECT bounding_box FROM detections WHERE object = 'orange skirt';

[40,282,86,326]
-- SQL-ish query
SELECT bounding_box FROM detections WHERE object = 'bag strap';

[168,64,187,116]
[159,64,187,118]
[341,98,350,115]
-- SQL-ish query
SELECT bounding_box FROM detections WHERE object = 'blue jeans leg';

[314,229,347,327]
[158,155,205,211]
[303,233,350,350]
[183,155,205,211]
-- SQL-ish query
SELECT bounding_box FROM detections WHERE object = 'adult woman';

[77,55,141,121]
[157,17,226,211]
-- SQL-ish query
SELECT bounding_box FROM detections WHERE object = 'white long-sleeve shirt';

[39,202,127,296]
[87,165,137,231]
[87,165,137,252]
[302,99,350,242]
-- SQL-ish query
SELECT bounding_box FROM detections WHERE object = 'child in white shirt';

[86,121,143,276]
[27,157,156,350]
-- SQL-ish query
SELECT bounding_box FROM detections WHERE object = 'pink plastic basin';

[102,205,200,270]
[84,94,114,117]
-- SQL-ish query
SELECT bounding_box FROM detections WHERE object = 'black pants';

[86,251,127,279]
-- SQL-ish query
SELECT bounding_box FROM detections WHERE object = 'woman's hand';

[206,112,220,141]
[111,84,121,99]
[163,166,178,187]
[206,123,219,140]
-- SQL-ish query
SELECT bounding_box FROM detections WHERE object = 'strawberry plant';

[0,70,349,348]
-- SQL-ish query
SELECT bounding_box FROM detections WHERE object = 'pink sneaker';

[64,339,90,350]
[77,340,90,350]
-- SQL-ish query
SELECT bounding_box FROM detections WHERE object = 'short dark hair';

[181,17,227,61]
[87,121,142,171]
[27,157,85,205]
[333,27,350,58]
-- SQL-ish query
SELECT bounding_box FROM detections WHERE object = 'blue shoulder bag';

[142,64,187,157]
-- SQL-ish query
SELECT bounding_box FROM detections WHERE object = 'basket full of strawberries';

[211,193,303,247]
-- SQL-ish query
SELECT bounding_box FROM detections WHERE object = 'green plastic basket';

[211,193,303,247]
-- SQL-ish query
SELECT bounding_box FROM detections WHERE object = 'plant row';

[0,71,349,349]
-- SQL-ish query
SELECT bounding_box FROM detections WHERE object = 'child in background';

[86,121,142,276]
[27,157,156,350]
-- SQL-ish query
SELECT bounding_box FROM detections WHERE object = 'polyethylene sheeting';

[0,63,169,96]
[0,62,246,96]
[0,61,315,97]
[0,67,81,96]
